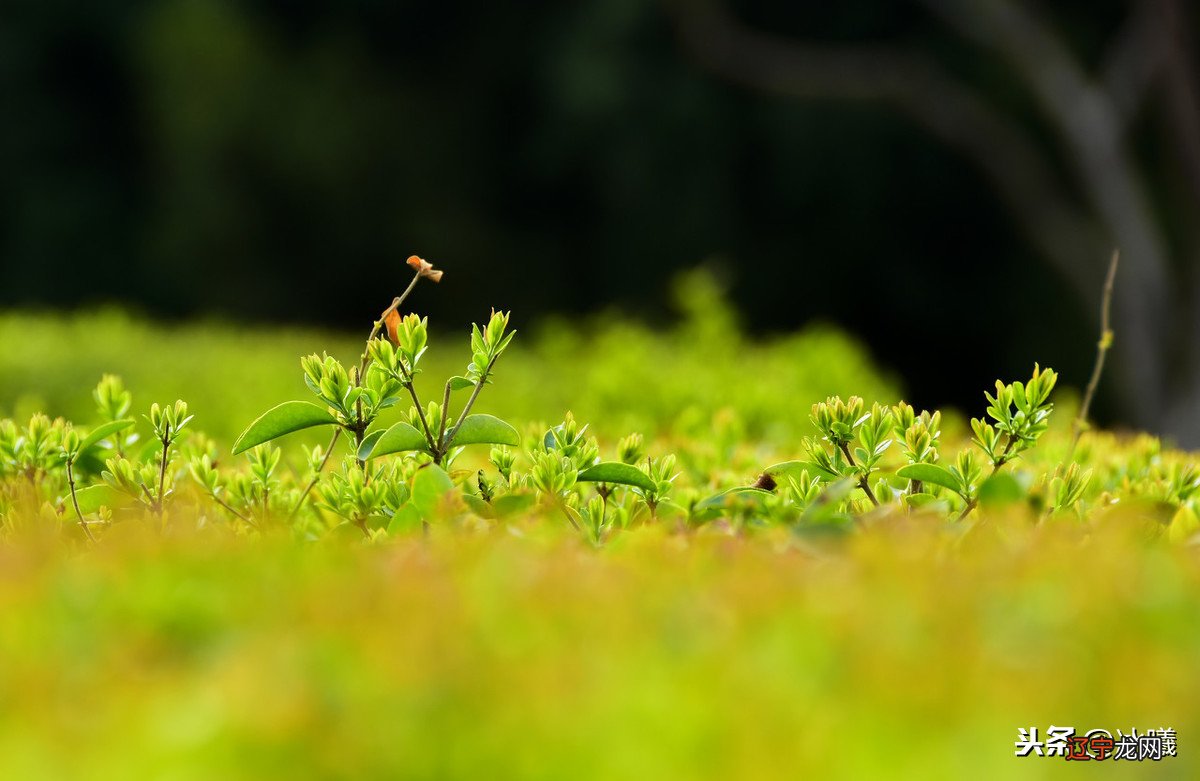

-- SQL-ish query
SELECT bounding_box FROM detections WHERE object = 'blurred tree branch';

[1100,4,1165,124]
[666,0,1101,306]
[914,0,1171,423]
[668,0,1200,442]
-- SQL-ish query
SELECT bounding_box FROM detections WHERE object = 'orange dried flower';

[385,308,402,344]
[407,255,443,283]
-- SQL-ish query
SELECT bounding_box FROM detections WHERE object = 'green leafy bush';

[1,258,1199,777]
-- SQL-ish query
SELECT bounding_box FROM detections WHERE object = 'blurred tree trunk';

[669,0,1200,445]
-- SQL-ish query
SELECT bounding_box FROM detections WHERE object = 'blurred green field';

[0,275,1194,779]
[0,522,1194,779]
[0,273,895,450]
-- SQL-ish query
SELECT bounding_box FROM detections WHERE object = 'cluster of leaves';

[4,354,1199,547]
[3,261,1200,546]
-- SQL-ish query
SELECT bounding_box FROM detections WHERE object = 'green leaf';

[448,376,475,391]
[369,422,431,458]
[233,401,338,455]
[896,463,961,493]
[902,493,945,510]
[447,414,520,448]
[357,429,386,461]
[576,462,656,492]
[463,494,494,518]
[800,478,857,525]
[72,484,131,515]
[387,505,423,535]
[695,486,772,512]
[977,472,1025,509]
[77,419,135,455]
[492,492,537,518]
[410,465,456,518]
[762,460,811,482]
[1169,504,1200,543]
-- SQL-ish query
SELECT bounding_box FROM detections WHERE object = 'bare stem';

[156,426,171,517]
[405,383,438,453]
[441,356,498,459]
[357,271,423,381]
[353,368,366,470]
[214,493,257,528]
[434,380,453,464]
[956,435,1018,521]
[66,459,96,543]
[288,427,342,519]
[1068,249,1119,460]
[837,442,880,507]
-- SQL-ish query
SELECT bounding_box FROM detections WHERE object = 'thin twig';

[155,426,171,516]
[836,442,880,507]
[441,355,498,460]
[213,493,258,528]
[434,380,453,462]
[66,459,96,543]
[357,270,423,381]
[288,427,341,519]
[1068,249,1119,460]
[405,383,438,453]
[956,435,1017,521]
[353,367,366,470]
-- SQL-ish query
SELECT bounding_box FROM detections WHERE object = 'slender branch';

[155,425,171,516]
[956,435,1017,521]
[836,442,880,507]
[1069,250,1119,460]
[405,383,438,453]
[666,0,1102,304]
[433,380,453,463]
[441,355,498,458]
[357,270,423,381]
[66,459,96,543]
[1100,6,1164,124]
[288,427,341,519]
[915,0,1171,421]
[1154,0,1200,207]
[213,492,257,528]
[353,369,366,470]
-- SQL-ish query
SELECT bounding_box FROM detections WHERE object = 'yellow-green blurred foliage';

[1,274,1195,778]
[0,520,1194,779]
[0,272,895,448]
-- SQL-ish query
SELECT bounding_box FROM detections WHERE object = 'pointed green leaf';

[357,429,386,461]
[695,486,773,512]
[72,484,132,515]
[447,414,519,448]
[387,505,423,535]
[896,463,961,493]
[233,401,338,455]
[977,472,1025,509]
[577,462,656,492]
[492,491,537,518]
[411,465,456,518]
[448,376,475,391]
[369,421,431,458]
[78,419,135,456]
[762,460,812,482]
[902,493,946,510]
[463,494,494,518]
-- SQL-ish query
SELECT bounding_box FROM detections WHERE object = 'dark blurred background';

[4,0,1200,442]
